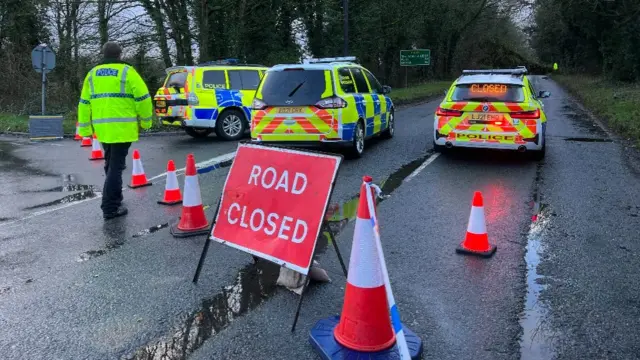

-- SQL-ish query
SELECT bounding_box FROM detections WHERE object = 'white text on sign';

[227,165,309,243]
[247,165,307,194]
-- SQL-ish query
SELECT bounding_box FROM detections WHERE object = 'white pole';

[364,181,412,360]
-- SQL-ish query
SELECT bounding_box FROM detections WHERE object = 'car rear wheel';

[531,140,546,160]
[216,109,246,141]
[433,140,446,153]
[184,127,214,138]
[381,110,395,139]
[347,120,365,158]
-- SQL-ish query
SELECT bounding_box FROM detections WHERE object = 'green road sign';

[400,49,430,66]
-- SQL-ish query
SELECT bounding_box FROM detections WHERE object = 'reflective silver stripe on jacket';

[92,117,138,124]
[77,122,91,127]
[121,66,130,94]
[139,116,153,122]
[88,72,95,95]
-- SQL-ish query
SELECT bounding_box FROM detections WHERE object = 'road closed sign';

[211,143,342,274]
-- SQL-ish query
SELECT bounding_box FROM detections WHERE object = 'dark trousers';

[101,142,131,214]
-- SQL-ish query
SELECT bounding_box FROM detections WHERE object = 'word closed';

[211,143,341,274]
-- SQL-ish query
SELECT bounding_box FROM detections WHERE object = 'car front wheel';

[381,111,395,139]
[216,109,246,141]
[347,120,365,158]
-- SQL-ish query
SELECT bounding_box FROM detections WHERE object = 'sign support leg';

[192,196,222,284]
[323,223,348,277]
[290,275,311,332]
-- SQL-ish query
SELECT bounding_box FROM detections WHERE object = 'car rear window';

[451,83,525,102]
[260,69,326,106]
[165,71,187,88]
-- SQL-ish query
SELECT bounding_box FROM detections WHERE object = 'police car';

[250,56,395,158]
[154,59,268,140]
[433,67,550,159]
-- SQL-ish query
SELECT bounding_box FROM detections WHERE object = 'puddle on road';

[78,223,171,262]
[563,137,613,143]
[562,103,609,139]
[132,223,170,238]
[0,141,56,176]
[520,165,556,359]
[124,260,281,360]
[124,151,439,360]
[23,190,100,210]
[21,174,101,210]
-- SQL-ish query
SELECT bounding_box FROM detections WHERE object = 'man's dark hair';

[102,41,122,60]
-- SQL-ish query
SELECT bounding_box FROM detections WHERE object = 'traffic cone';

[127,149,152,188]
[158,160,182,205]
[89,136,104,160]
[74,122,82,140]
[456,191,497,257]
[170,154,209,238]
[309,176,423,359]
[80,136,92,147]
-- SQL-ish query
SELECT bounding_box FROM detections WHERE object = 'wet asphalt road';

[0,76,639,360]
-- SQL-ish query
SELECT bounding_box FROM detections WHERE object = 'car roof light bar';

[462,68,527,75]
[303,56,358,64]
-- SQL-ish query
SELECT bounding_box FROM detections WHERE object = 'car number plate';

[156,100,166,107]
[278,107,305,114]
[468,113,501,123]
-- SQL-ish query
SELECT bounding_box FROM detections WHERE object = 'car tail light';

[252,98,267,110]
[316,97,347,109]
[436,106,463,117]
[510,108,540,119]
[187,93,199,106]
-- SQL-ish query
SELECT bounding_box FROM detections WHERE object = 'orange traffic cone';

[80,136,92,147]
[332,177,396,352]
[309,176,423,359]
[74,122,82,140]
[127,149,152,188]
[158,160,182,205]
[89,136,104,160]
[456,191,497,257]
[170,154,209,237]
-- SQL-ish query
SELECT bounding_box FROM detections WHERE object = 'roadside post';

[400,49,430,88]
[29,44,62,141]
[192,142,346,331]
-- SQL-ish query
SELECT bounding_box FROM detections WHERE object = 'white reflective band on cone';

[183,176,202,207]
[166,171,179,190]
[467,206,487,234]
[132,159,145,176]
[346,217,385,289]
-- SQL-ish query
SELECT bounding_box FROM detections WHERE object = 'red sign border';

[209,142,342,275]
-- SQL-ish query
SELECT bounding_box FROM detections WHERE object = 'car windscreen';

[165,71,187,88]
[260,69,326,106]
[451,83,525,103]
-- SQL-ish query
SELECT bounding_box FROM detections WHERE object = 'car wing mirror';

[382,85,392,94]
[538,90,551,98]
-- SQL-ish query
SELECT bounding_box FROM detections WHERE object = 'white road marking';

[0,151,237,228]
[148,152,236,181]
[404,153,440,182]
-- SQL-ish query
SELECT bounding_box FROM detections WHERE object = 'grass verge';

[0,81,453,135]
[392,81,451,105]
[554,75,640,145]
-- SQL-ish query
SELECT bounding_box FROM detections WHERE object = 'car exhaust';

[445,142,453,149]
[517,145,527,152]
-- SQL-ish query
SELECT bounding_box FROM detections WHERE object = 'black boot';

[104,206,128,220]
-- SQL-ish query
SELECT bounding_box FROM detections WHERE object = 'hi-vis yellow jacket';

[77,61,153,143]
